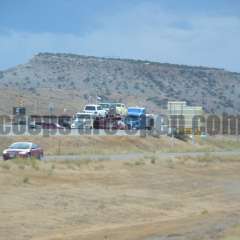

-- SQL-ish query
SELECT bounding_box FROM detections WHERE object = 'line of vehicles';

[9,102,155,131]
[70,103,154,130]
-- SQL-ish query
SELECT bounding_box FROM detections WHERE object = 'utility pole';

[48,103,54,116]
[192,126,195,144]
[192,113,195,145]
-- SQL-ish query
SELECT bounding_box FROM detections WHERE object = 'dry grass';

[0,135,193,156]
[1,135,239,157]
[176,153,240,164]
[220,225,240,240]
[1,156,240,240]
[196,135,240,150]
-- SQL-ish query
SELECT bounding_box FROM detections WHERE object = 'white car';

[84,105,106,117]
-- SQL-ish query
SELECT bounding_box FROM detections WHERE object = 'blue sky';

[0,0,240,71]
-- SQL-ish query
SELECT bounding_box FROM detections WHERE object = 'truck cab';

[71,112,94,129]
[112,103,128,116]
[125,107,146,130]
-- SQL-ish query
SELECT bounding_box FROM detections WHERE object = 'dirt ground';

[1,156,240,240]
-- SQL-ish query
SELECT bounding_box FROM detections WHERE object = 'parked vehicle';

[94,115,127,130]
[71,113,94,129]
[28,121,42,129]
[112,103,128,116]
[29,122,64,129]
[2,142,44,160]
[84,104,106,117]
[41,122,64,129]
[125,107,146,130]
[99,103,115,114]
[58,115,72,129]
[114,119,127,130]
[145,114,155,130]
[29,115,71,129]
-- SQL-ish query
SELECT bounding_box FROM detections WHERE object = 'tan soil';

[1,157,240,240]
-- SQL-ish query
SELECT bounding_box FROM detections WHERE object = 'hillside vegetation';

[0,53,240,115]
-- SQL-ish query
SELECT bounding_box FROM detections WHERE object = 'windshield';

[85,106,96,111]
[100,104,109,109]
[97,106,103,110]
[125,116,140,121]
[76,114,91,119]
[9,143,31,149]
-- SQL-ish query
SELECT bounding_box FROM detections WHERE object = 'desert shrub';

[135,159,145,166]
[12,158,40,171]
[1,163,10,170]
[150,156,156,164]
[23,177,29,184]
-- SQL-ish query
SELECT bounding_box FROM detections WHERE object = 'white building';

[167,101,204,134]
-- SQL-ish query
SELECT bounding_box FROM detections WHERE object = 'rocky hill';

[0,52,240,115]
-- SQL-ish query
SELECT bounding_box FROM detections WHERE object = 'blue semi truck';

[125,107,154,130]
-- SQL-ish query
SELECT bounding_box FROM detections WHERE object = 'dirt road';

[1,156,240,240]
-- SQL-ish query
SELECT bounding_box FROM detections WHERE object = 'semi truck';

[71,112,94,129]
[125,107,155,130]
[125,107,146,130]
